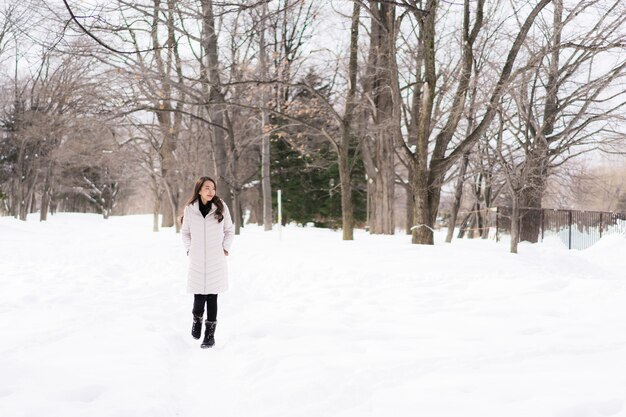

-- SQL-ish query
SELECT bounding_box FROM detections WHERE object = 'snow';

[1,213,625,417]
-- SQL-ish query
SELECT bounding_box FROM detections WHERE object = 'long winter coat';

[181,199,234,294]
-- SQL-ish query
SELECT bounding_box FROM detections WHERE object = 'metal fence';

[493,207,626,250]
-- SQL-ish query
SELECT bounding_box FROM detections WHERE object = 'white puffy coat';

[181,199,234,294]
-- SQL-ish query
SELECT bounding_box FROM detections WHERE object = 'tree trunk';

[446,48,480,242]
[222,110,241,235]
[40,161,54,222]
[410,0,437,244]
[261,125,272,231]
[510,195,520,254]
[481,170,493,239]
[49,188,57,215]
[19,172,38,221]
[519,171,547,242]
[476,207,485,239]
[367,2,396,234]
[446,151,471,242]
[16,138,28,221]
[161,177,179,230]
[336,0,360,241]
[412,169,434,244]
[371,141,395,234]
[457,211,471,239]
[519,0,561,243]
[10,176,18,218]
[338,130,354,240]
[256,184,263,226]
[153,196,160,232]
[151,175,161,232]
[150,0,182,231]
[405,187,415,235]
[30,189,37,214]
[468,204,481,239]
[258,1,273,231]
[232,188,241,235]
[201,0,233,211]
[41,191,50,221]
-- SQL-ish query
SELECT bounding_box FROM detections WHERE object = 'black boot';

[201,320,217,349]
[191,315,203,340]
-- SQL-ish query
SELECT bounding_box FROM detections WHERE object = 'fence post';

[540,209,545,242]
[568,210,573,250]
[599,212,603,239]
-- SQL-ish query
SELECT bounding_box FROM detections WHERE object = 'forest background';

[0,0,624,248]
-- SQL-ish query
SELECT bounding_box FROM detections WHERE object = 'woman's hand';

[224,250,229,256]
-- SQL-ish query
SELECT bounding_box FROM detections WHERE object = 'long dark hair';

[180,176,224,223]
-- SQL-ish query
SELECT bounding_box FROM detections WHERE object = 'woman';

[181,176,234,348]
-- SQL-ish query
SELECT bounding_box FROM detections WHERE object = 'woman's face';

[199,180,216,202]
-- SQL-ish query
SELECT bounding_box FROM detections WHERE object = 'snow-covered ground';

[1,213,626,417]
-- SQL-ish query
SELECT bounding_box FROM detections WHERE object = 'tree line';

[0,0,624,252]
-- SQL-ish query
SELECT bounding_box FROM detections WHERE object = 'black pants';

[193,294,218,321]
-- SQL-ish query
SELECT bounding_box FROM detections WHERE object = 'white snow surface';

[1,213,626,417]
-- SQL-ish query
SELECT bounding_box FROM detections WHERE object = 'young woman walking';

[181,176,234,348]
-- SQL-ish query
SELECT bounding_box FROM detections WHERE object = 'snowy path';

[1,214,626,417]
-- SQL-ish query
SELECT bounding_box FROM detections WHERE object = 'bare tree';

[257,1,273,230]
[502,0,626,242]
[235,1,363,239]
[1,46,105,221]
[491,106,549,253]
[360,1,398,235]
[385,0,552,244]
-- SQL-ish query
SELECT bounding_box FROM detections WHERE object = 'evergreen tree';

[268,69,367,229]
[270,135,341,227]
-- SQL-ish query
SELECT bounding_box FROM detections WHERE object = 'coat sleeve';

[181,206,191,252]
[222,202,235,252]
